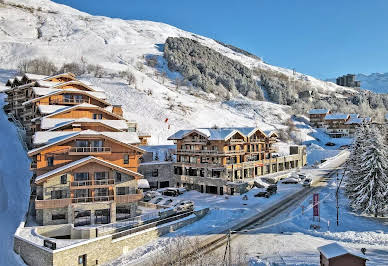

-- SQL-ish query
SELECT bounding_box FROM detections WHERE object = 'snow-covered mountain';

[0,0,356,143]
[356,73,388,94]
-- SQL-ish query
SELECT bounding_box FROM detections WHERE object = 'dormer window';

[93,113,103,120]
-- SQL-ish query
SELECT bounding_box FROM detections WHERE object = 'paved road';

[207,151,349,260]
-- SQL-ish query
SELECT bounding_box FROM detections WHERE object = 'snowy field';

[239,172,388,265]
[0,95,31,266]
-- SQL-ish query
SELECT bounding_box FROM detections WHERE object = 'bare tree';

[119,69,136,85]
[18,57,57,75]
[145,55,158,67]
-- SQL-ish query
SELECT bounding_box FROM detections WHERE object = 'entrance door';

[200,185,204,193]
[219,187,224,195]
[230,188,235,195]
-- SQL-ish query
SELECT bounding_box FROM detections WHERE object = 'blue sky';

[53,0,388,79]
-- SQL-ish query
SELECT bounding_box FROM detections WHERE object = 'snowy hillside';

[0,0,358,144]
[356,73,388,94]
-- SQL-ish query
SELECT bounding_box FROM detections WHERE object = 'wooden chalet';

[3,72,149,226]
[168,127,306,195]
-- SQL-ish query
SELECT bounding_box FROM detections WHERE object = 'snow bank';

[0,94,32,265]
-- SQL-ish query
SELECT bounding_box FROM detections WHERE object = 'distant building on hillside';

[336,74,361,88]
[308,109,331,128]
[318,242,368,266]
[308,109,371,138]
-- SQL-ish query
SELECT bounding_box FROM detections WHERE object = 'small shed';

[317,243,368,266]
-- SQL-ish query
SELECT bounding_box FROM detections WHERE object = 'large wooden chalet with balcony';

[3,73,149,226]
[168,127,306,195]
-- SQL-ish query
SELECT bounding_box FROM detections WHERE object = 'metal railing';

[70,179,115,187]
[68,147,111,154]
[71,196,114,203]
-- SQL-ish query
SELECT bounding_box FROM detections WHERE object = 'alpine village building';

[168,128,307,195]
[308,109,372,138]
[3,73,149,226]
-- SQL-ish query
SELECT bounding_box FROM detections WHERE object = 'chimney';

[112,105,123,117]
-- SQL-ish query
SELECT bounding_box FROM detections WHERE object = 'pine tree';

[345,124,368,195]
[346,125,388,216]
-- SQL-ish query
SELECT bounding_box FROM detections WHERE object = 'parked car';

[298,174,307,180]
[162,189,179,197]
[175,200,194,212]
[325,142,336,146]
[282,177,300,184]
[143,191,161,202]
[255,191,270,198]
[266,184,277,195]
[303,178,312,187]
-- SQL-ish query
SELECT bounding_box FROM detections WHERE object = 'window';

[92,113,103,119]
[52,213,66,220]
[123,154,129,164]
[152,169,158,177]
[94,172,107,180]
[51,190,63,199]
[92,140,103,147]
[60,174,67,184]
[116,187,129,195]
[115,172,122,182]
[47,156,54,166]
[76,140,89,147]
[74,172,89,181]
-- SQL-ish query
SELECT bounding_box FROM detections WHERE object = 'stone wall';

[15,209,209,266]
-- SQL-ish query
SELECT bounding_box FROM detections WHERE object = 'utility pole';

[223,230,232,266]
[336,168,346,226]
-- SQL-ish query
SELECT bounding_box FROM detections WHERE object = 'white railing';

[68,147,111,153]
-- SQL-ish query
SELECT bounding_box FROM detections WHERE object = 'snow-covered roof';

[35,156,143,183]
[36,103,120,121]
[317,243,368,260]
[263,130,278,137]
[168,128,243,141]
[38,104,69,115]
[324,113,349,120]
[344,117,371,125]
[349,113,360,118]
[168,127,276,141]
[23,73,48,81]
[29,130,142,154]
[32,87,60,96]
[138,179,150,189]
[309,109,330,115]
[40,118,129,131]
[35,80,61,87]
[22,88,107,106]
[42,72,75,81]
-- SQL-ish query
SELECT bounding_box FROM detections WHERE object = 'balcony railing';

[230,139,244,144]
[50,98,89,105]
[72,195,114,204]
[35,198,71,209]
[68,147,111,155]
[70,179,115,187]
[116,193,143,204]
[30,161,37,170]
[176,149,244,155]
[182,139,208,144]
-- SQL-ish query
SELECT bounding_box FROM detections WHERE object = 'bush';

[18,57,57,75]
[119,70,136,85]
[145,55,158,67]
[59,62,85,76]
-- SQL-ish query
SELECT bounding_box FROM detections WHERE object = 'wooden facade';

[168,128,307,195]
[4,72,148,226]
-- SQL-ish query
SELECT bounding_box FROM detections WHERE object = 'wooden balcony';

[116,193,143,204]
[68,146,112,155]
[70,179,115,188]
[182,139,208,145]
[176,149,219,155]
[72,195,114,204]
[35,198,71,209]
[229,139,244,144]
[50,98,89,105]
